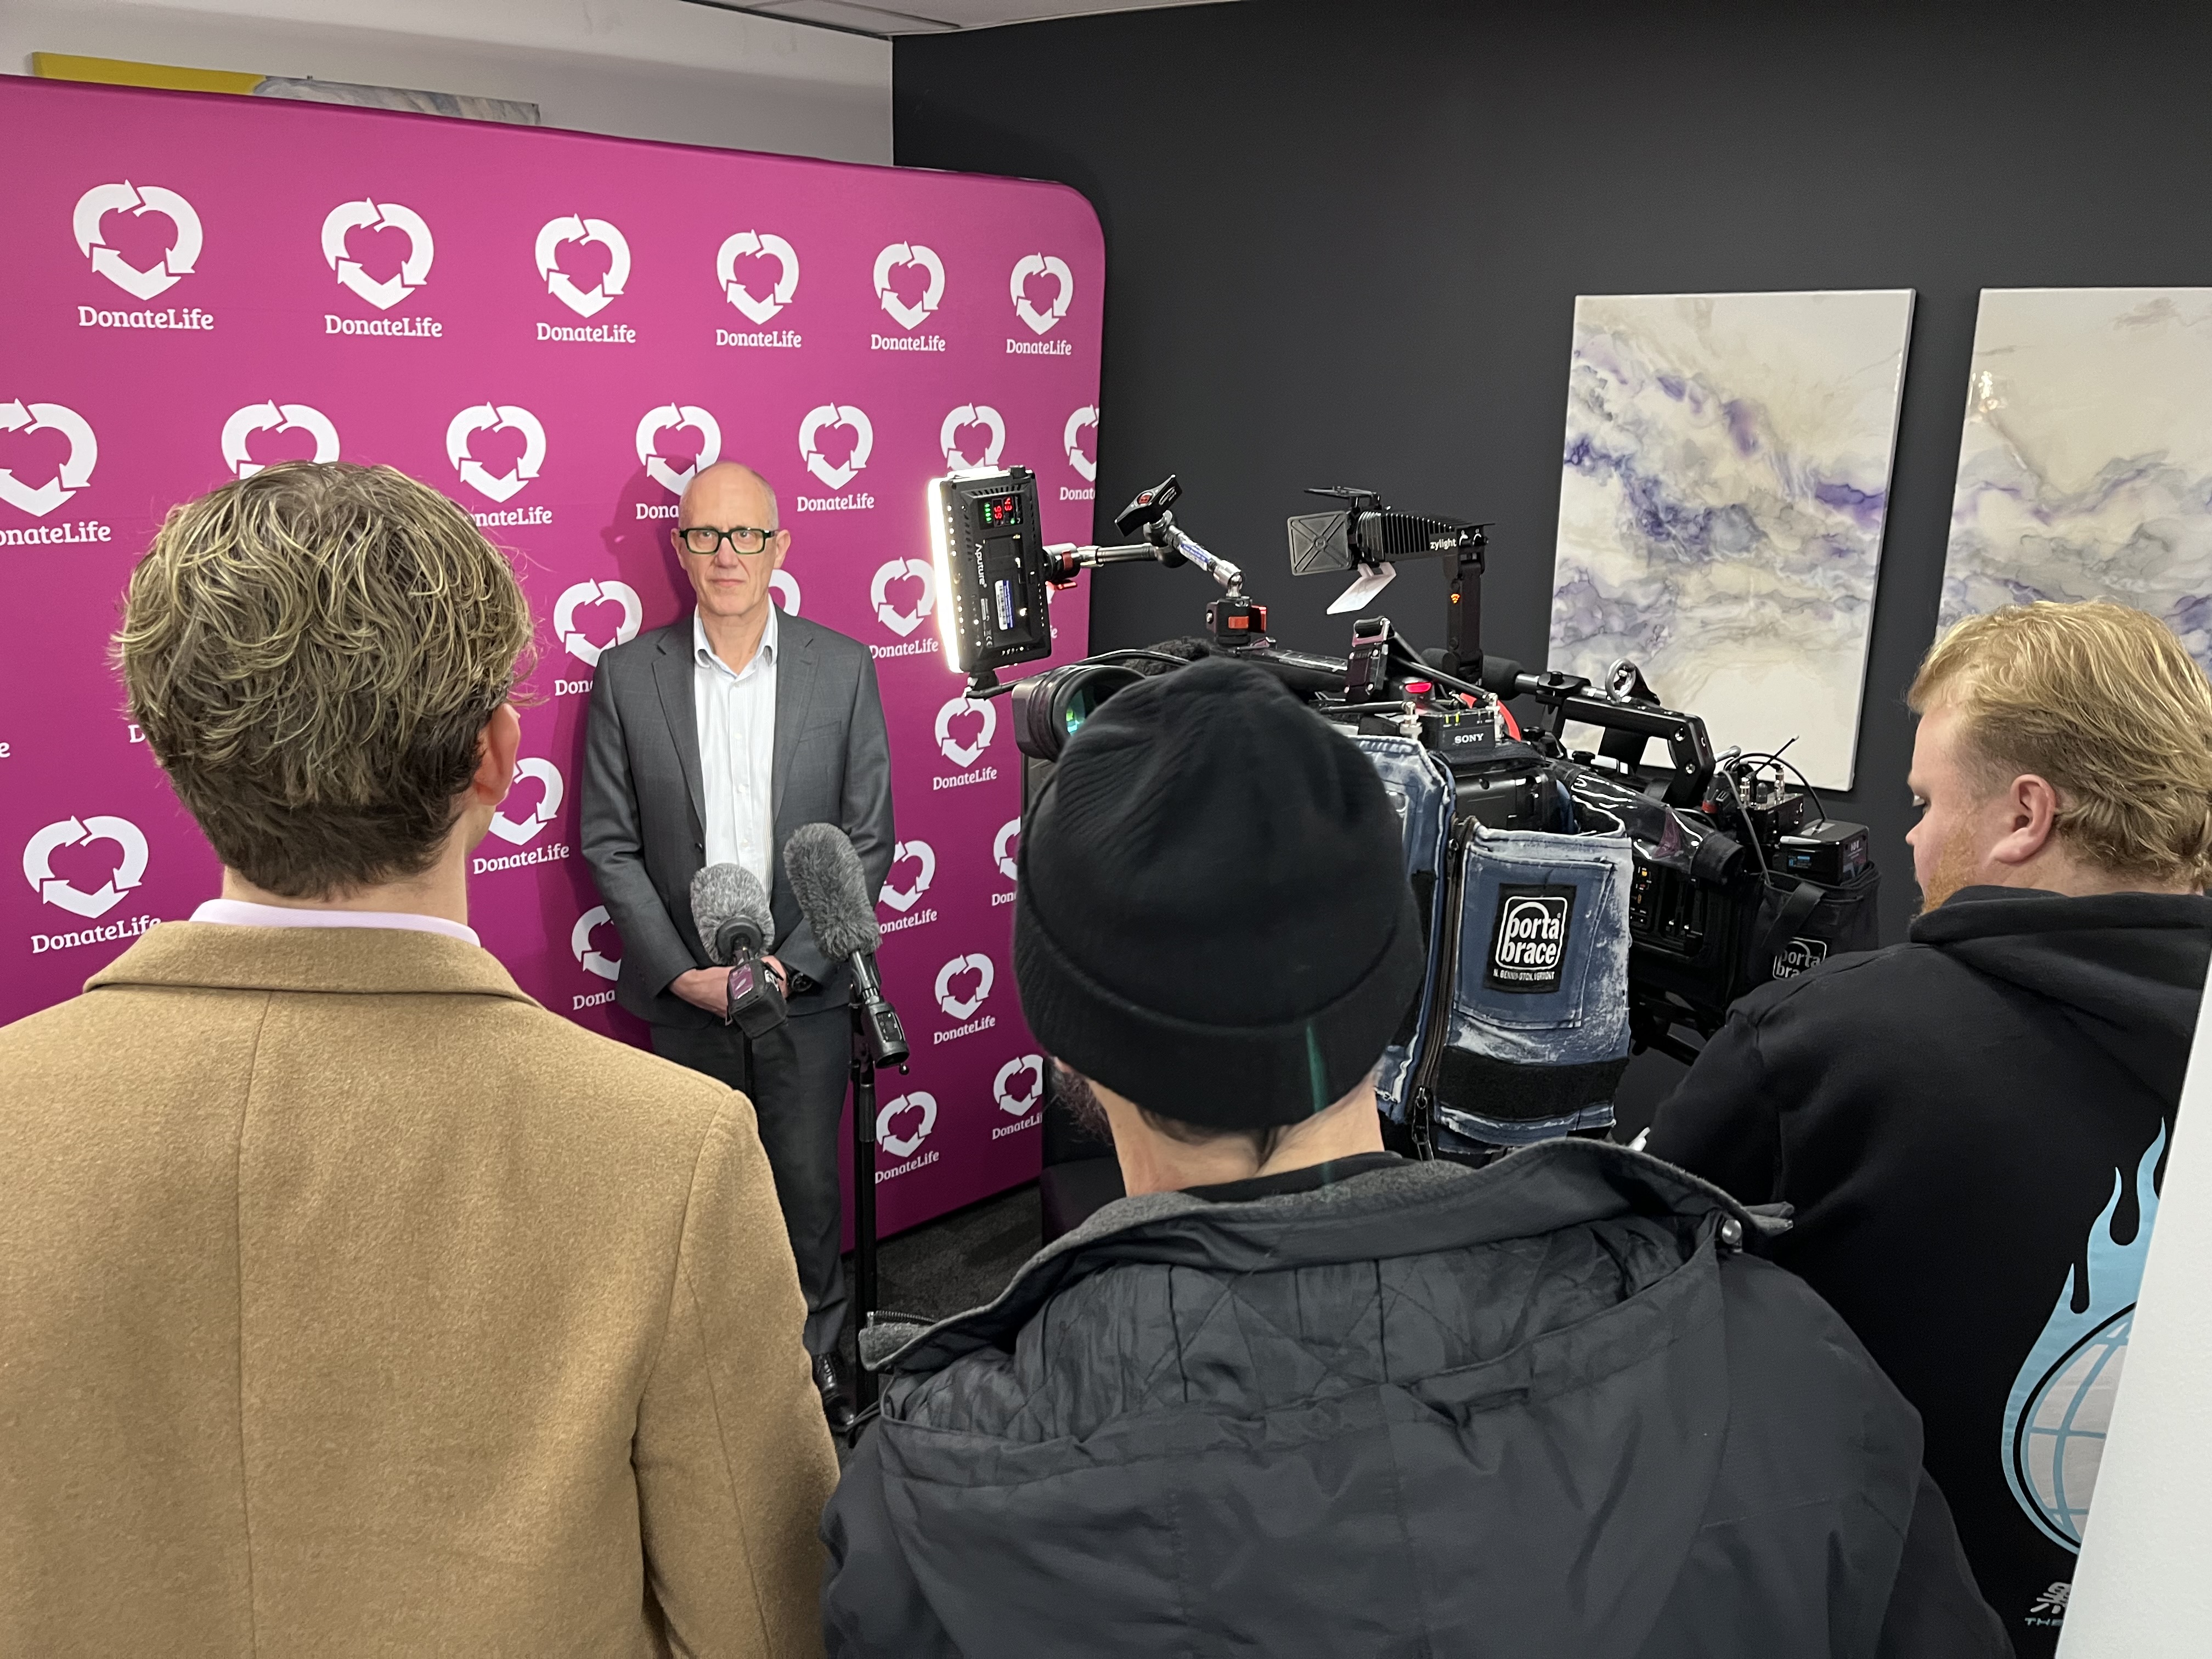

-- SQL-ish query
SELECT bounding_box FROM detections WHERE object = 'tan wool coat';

[0,922,838,1657]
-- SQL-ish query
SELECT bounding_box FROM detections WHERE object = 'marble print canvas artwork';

[1550,290,1916,790]
[1942,289,2212,669]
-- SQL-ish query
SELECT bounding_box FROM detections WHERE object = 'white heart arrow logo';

[993,817,1022,883]
[535,215,630,318]
[488,757,565,845]
[446,403,546,503]
[770,569,801,614]
[876,1091,938,1160]
[934,692,998,769]
[571,904,620,979]
[635,403,721,496]
[715,229,799,323]
[1064,405,1099,482]
[0,400,98,518]
[321,199,433,311]
[995,1054,1045,1117]
[798,403,873,490]
[934,953,995,1021]
[552,579,643,666]
[221,402,339,478]
[878,839,936,913]
[22,814,149,919]
[873,241,945,331]
[940,403,1006,470]
[1011,253,1074,336]
[870,557,935,638]
[73,181,201,301]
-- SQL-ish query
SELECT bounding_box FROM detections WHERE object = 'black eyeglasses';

[675,524,783,557]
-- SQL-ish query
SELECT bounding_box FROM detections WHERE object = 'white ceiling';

[682,0,1226,40]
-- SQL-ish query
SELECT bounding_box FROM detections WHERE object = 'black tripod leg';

[850,1005,879,1414]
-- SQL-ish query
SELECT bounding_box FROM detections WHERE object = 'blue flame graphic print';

[2001,1123,2168,1551]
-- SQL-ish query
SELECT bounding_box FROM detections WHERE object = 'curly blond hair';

[116,462,533,898]
[1911,601,2212,889]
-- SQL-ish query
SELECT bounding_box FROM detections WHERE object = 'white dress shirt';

[190,898,481,946]
[693,605,778,894]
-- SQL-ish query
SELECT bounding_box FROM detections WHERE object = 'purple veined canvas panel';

[0,74,1104,1235]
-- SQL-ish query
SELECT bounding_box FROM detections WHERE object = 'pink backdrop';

[0,75,1104,1237]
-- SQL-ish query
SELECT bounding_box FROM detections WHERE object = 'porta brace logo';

[74,181,201,300]
[0,400,98,518]
[636,403,721,496]
[798,404,873,490]
[876,1090,937,1160]
[995,1053,1045,1117]
[1064,405,1099,481]
[553,579,642,666]
[535,215,630,317]
[871,557,935,638]
[1011,253,1074,336]
[934,952,995,1020]
[488,757,564,845]
[873,241,945,331]
[571,904,620,979]
[934,692,997,769]
[221,402,338,478]
[321,199,432,311]
[940,404,1005,470]
[879,839,935,912]
[1486,886,1571,995]
[22,814,148,919]
[447,403,545,503]
[716,230,798,323]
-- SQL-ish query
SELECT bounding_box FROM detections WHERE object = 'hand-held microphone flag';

[785,822,908,1068]
[689,862,788,1037]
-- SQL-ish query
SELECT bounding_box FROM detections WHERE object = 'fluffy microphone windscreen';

[784,822,881,961]
[690,862,774,964]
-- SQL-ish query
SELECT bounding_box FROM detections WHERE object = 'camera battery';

[1778,819,1869,884]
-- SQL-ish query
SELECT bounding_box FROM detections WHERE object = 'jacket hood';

[1909,887,2212,1101]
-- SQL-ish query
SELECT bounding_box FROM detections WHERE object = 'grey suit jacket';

[580,614,895,1029]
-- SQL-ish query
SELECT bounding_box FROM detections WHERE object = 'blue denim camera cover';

[1356,735,1454,1124]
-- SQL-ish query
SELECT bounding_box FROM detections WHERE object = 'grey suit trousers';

[651,1008,850,1356]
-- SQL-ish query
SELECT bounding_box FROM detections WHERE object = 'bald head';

[680,461,777,532]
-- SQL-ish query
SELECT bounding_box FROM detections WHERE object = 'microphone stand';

[845,956,909,1418]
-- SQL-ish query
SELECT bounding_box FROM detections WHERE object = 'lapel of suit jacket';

[651,624,706,838]
[772,617,820,823]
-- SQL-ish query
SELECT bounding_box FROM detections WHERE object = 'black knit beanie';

[1013,655,1424,1128]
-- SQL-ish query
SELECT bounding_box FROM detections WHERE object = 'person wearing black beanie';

[820,658,2008,1659]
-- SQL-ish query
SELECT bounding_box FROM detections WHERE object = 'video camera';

[927,463,1878,1088]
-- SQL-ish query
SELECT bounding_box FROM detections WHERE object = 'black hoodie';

[1649,886,2212,1658]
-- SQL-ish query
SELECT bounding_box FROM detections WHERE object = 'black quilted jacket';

[820,1141,2011,1657]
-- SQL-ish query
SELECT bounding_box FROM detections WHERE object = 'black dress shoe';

[813,1352,857,1434]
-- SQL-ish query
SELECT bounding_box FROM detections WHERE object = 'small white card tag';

[1327,561,1397,614]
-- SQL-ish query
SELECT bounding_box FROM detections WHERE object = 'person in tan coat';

[0,462,838,1656]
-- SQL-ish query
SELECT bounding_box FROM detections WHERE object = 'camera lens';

[1012,663,1144,763]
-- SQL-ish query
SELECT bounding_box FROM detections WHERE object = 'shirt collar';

[189,898,481,946]
[693,603,778,678]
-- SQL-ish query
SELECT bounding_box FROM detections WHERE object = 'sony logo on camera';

[1486,885,1572,994]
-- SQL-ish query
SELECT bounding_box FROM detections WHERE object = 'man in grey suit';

[582,460,894,1430]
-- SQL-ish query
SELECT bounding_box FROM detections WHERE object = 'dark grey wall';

[896,0,2210,1120]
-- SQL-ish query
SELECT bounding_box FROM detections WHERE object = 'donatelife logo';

[870,557,935,638]
[1010,253,1074,335]
[553,579,642,666]
[798,404,872,492]
[73,182,201,300]
[221,402,339,477]
[876,1091,938,1163]
[572,904,620,979]
[716,230,799,322]
[0,400,98,517]
[879,839,935,912]
[940,404,1005,470]
[23,814,147,919]
[1064,406,1099,482]
[1486,886,1571,995]
[995,1054,1044,1116]
[770,570,801,614]
[934,692,997,770]
[873,241,945,330]
[487,758,564,846]
[535,215,630,317]
[993,818,1021,883]
[636,404,720,495]
[321,199,432,309]
[933,953,996,1045]
[447,404,546,503]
